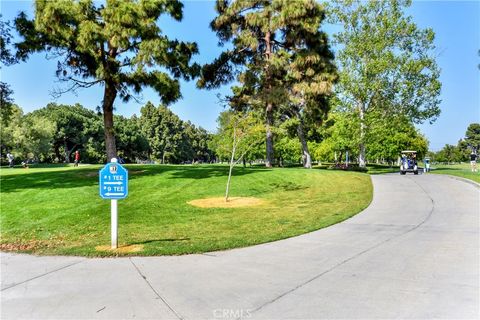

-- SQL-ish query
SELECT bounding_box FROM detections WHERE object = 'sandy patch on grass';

[95,244,144,253]
[188,197,265,208]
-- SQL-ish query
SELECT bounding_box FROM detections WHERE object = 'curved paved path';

[1,174,479,319]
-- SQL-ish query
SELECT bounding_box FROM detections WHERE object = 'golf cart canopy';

[401,150,417,154]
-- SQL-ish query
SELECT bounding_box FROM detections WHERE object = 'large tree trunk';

[296,115,312,169]
[54,144,61,163]
[225,128,237,202]
[264,30,274,168]
[265,103,274,168]
[358,103,366,168]
[63,138,69,163]
[102,82,117,162]
[66,145,77,163]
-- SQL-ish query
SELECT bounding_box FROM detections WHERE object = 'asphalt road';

[1,174,479,320]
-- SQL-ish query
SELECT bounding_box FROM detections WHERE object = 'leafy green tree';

[140,102,185,163]
[315,111,359,164]
[4,106,55,161]
[139,102,207,164]
[310,140,334,163]
[114,115,149,163]
[31,103,99,162]
[328,0,441,167]
[21,114,56,161]
[366,112,429,163]
[82,116,105,163]
[212,110,264,201]
[0,103,22,159]
[15,0,199,161]
[0,15,16,66]
[183,121,214,163]
[0,82,16,159]
[275,135,302,166]
[278,106,326,168]
[212,111,264,161]
[0,16,18,159]
[464,123,480,153]
[0,82,14,124]
[456,139,471,162]
[436,144,461,164]
[199,0,336,167]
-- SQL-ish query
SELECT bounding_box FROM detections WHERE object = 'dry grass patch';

[188,196,265,208]
[95,244,144,253]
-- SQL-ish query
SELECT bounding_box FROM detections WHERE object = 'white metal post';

[111,199,118,249]
[110,157,118,249]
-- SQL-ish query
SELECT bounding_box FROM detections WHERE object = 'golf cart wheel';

[400,171,406,175]
[414,171,418,175]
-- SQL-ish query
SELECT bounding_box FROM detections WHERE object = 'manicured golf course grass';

[430,163,480,183]
[0,164,372,256]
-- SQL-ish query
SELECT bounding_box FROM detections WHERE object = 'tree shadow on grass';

[166,165,271,180]
[0,164,269,193]
[130,238,190,245]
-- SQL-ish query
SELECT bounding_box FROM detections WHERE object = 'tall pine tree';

[199,0,336,167]
[15,0,199,161]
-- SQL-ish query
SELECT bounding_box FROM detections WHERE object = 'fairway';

[0,165,372,256]
[430,163,480,183]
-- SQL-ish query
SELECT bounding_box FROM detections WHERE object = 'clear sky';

[1,0,479,151]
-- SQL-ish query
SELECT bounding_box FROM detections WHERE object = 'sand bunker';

[188,197,264,208]
[95,244,144,253]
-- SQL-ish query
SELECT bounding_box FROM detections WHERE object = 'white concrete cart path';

[1,174,479,319]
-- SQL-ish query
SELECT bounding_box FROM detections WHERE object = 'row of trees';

[0,95,214,164]
[200,0,439,168]
[1,0,441,168]
[210,108,429,167]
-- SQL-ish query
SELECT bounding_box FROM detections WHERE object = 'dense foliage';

[1,102,214,165]
[308,109,429,165]
[14,0,199,160]
[200,0,337,167]
[328,0,441,167]
[139,102,214,163]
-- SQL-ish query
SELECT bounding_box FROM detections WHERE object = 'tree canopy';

[15,0,200,161]
[199,0,336,167]
[328,0,441,167]
[464,123,480,153]
[139,102,214,164]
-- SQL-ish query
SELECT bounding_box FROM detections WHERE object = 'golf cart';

[400,150,418,175]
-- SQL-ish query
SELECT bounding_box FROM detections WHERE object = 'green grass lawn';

[0,164,372,256]
[429,163,480,183]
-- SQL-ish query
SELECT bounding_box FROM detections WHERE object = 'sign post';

[99,158,128,249]
[111,199,118,249]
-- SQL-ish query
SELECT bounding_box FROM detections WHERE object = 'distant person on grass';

[470,152,478,172]
[74,150,80,167]
[7,152,14,168]
[424,158,430,173]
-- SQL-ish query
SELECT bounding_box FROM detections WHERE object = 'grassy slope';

[429,163,480,183]
[0,164,372,256]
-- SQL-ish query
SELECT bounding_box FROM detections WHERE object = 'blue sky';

[1,0,479,151]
